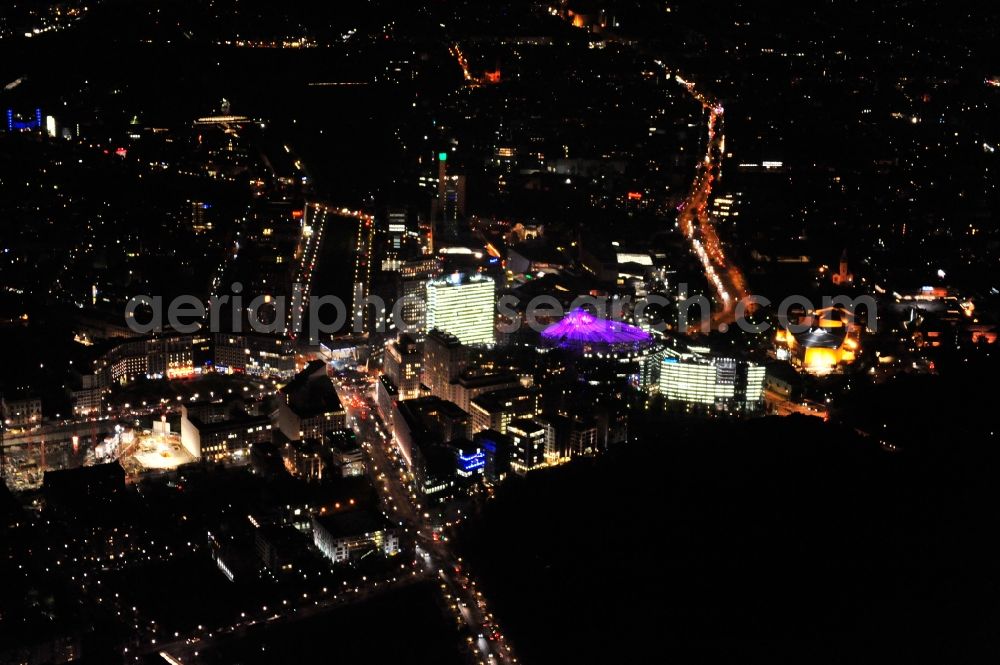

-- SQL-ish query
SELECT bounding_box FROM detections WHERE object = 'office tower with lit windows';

[450,371,522,413]
[469,387,542,435]
[435,151,466,241]
[426,273,495,346]
[536,414,599,460]
[710,192,742,224]
[275,361,347,440]
[439,174,466,240]
[383,333,422,401]
[311,512,400,565]
[507,419,546,475]
[422,329,469,401]
[397,255,441,336]
[1,395,42,427]
[189,200,213,235]
[381,209,410,272]
[473,429,512,485]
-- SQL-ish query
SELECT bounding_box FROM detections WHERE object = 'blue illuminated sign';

[7,108,42,132]
[458,450,486,472]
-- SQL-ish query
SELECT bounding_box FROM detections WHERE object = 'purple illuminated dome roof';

[541,309,652,348]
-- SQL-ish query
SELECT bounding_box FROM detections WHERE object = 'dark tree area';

[459,406,1000,663]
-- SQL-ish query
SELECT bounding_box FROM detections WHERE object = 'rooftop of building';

[662,338,756,365]
[324,429,361,454]
[472,429,511,451]
[505,271,611,309]
[255,522,307,547]
[281,360,328,396]
[397,396,470,451]
[455,370,521,389]
[507,417,545,436]
[283,369,344,420]
[426,328,463,347]
[792,326,848,350]
[284,438,323,456]
[536,412,597,431]
[427,271,494,288]
[402,395,469,422]
[390,332,420,352]
[423,444,459,479]
[541,308,653,349]
[186,411,271,433]
[313,509,391,539]
[450,438,480,455]
[470,386,538,413]
[508,240,568,265]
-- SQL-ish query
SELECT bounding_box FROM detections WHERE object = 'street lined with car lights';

[336,375,518,665]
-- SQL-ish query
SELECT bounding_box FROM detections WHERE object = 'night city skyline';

[2,1,999,663]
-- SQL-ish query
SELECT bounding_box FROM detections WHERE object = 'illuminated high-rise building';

[383,333,422,401]
[435,151,466,240]
[657,347,765,414]
[381,209,410,272]
[711,192,741,223]
[469,388,541,435]
[439,174,466,239]
[425,273,495,346]
[398,256,441,337]
[422,329,468,401]
[190,201,213,235]
[507,419,546,475]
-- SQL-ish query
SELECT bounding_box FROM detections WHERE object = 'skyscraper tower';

[380,209,409,272]
[384,333,422,400]
[435,151,466,241]
[398,255,441,338]
[438,151,448,195]
[441,175,466,239]
[426,273,495,345]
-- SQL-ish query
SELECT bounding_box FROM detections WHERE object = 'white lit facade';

[658,348,765,413]
[426,273,496,345]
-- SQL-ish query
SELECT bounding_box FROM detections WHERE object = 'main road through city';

[539,11,751,327]
[336,378,519,665]
[669,72,751,327]
[141,377,515,665]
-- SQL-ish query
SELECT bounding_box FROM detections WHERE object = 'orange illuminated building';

[969,325,998,345]
[775,307,860,376]
[831,249,854,286]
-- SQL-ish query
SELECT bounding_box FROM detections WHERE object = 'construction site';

[1,417,198,491]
